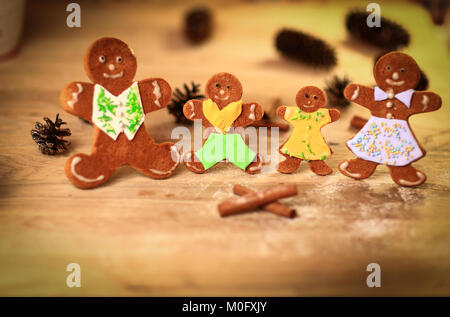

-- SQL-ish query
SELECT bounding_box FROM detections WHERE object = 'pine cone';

[324,75,351,108]
[415,0,448,25]
[31,114,71,155]
[167,82,205,125]
[275,28,337,68]
[345,9,410,51]
[415,69,429,91]
[184,7,213,44]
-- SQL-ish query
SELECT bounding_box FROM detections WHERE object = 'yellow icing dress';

[281,107,332,161]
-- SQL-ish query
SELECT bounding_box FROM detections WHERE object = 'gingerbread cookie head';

[84,37,137,90]
[205,72,243,109]
[374,52,420,94]
[295,86,326,113]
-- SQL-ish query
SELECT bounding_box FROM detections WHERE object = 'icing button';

[387,89,394,99]
[386,113,394,119]
[119,122,126,129]
[386,101,393,108]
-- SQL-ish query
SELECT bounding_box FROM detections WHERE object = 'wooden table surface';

[0,0,449,296]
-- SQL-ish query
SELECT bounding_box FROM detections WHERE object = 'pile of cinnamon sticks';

[218,184,297,218]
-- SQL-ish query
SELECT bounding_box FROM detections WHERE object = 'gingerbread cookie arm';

[138,78,172,114]
[276,106,287,119]
[328,108,340,122]
[60,82,94,122]
[183,99,204,121]
[344,83,375,110]
[408,91,442,115]
[233,102,264,128]
[276,106,299,127]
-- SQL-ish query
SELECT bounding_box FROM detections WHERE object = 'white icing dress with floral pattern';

[347,116,423,166]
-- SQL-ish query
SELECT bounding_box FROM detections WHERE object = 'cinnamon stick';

[218,184,298,217]
[233,184,296,218]
[350,115,368,129]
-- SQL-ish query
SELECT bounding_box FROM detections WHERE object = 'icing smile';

[385,78,405,86]
[214,95,230,101]
[103,71,124,79]
[303,104,315,108]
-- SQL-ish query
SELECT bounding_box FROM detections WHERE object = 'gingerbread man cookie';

[60,37,179,189]
[339,51,442,187]
[277,86,340,175]
[182,72,264,174]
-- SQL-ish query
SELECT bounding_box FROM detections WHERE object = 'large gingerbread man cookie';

[339,51,442,187]
[182,72,264,174]
[277,86,340,175]
[60,37,179,189]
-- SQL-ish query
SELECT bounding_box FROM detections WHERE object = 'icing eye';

[400,68,405,73]
[116,56,123,63]
[305,93,309,98]
[98,55,106,63]
[226,85,231,89]
[313,95,318,100]
[215,83,220,88]
[386,65,391,71]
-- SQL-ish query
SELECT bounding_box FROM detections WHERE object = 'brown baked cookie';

[182,72,264,174]
[60,37,179,189]
[338,51,442,187]
[276,86,340,175]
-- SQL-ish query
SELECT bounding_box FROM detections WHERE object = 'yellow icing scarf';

[202,99,243,134]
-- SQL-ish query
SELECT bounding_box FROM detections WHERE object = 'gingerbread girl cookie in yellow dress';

[277,86,340,175]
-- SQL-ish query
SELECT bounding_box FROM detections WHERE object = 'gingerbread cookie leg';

[338,158,378,180]
[223,133,259,174]
[65,153,117,189]
[182,150,206,174]
[245,154,263,174]
[388,164,426,187]
[277,151,302,174]
[309,160,332,176]
[130,141,180,179]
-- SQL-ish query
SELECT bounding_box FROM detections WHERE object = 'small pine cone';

[415,69,429,91]
[31,114,71,155]
[324,75,351,108]
[167,82,205,125]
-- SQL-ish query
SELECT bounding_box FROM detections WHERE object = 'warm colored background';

[0,0,449,296]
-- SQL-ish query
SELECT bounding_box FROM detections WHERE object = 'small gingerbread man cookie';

[182,72,264,174]
[277,86,340,175]
[60,37,179,189]
[339,51,442,187]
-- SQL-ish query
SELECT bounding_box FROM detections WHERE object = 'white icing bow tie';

[374,86,415,108]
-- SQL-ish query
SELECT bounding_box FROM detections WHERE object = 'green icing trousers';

[194,133,256,170]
